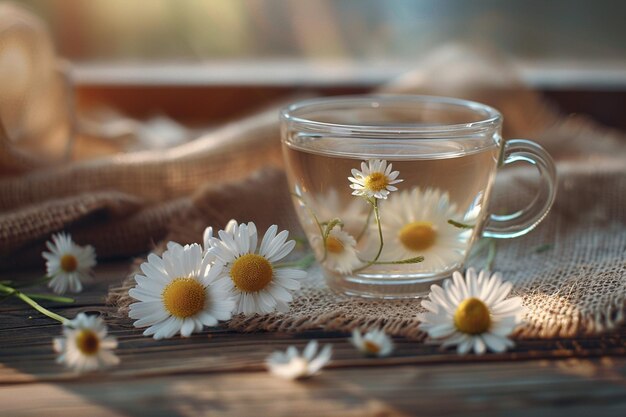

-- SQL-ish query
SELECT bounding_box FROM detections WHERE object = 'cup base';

[324,270,454,299]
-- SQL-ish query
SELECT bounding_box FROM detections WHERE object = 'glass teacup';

[280,95,556,298]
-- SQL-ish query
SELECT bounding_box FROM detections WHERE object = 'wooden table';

[1,262,625,417]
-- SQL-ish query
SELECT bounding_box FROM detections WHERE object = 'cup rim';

[280,94,502,136]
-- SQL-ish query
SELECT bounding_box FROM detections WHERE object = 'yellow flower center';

[162,278,206,318]
[60,254,78,272]
[364,172,389,192]
[75,329,100,355]
[454,297,491,334]
[363,340,381,355]
[326,236,345,254]
[398,221,437,251]
[230,254,273,293]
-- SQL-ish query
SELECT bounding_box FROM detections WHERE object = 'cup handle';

[482,139,557,239]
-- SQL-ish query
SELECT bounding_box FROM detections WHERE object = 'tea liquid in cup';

[281,95,556,298]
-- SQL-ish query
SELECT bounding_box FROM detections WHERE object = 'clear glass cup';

[280,95,557,298]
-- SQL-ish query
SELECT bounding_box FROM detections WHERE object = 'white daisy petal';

[42,233,96,295]
[53,313,119,373]
[266,341,332,380]
[129,243,233,339]
[208,222,305,315]
[420,269,523,355]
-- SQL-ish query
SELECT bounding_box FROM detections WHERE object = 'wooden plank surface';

[1,262,625,417]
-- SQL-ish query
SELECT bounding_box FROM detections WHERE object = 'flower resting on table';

[53,313,119,372]
[350,328,394,357]
[42,232,96,294]
[418,268,524,355]
[266,340,332,380]
[348,159,403,200]
[129,242,235,339]
[206,221,307,315]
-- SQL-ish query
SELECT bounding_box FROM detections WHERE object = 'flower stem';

[366,256,425,265]
[354,199,384,272]
[0,283,69,325]
[447,219,475,229]
[24,293,75,303]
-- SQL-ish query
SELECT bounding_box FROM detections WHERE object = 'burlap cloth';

[0,14,624,339]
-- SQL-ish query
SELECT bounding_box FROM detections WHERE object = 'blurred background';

[2,0,625,162]
[21,0,626,65]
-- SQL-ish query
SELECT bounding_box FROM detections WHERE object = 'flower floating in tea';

[266,340,332,380]
[348,159,403,200]
[42,232,96,294]
[418,268,524,355]
[129,242,235,339]
[314,228,362,274]
[377,188,472,272]
[54,313,119,372]
[207,221,307,315]
[350,328,394,357]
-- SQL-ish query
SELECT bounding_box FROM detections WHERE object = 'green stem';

[0,283,69,325]
[24,293,75,303]
[447,219,475,229]
[366,256,425,265]
[354,199,384,272]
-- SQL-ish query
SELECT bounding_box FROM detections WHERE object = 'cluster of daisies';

[300,159,477,276]
[3,158,525,376]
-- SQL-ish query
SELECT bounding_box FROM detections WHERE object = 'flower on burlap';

[53,313,119,372]
[348,159,403,200]
[266,340,332,380]
[418,268,524,355]
[42,232,96,294]
[206,222,307,315]
[129,242,235,339]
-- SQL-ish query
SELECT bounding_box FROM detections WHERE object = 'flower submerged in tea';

[314,228,362,274]
[348,159,402,200]
[376,187,472,272]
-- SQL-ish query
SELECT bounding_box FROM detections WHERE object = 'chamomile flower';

[202,219,240,254]
[266,340,332,380]
[42,232,96,294]
[207,222,306,315]
[314,228,362,274]
[129,242,235,339]
[348,159,403,200]
[418,268,524,355]
[53,313,119,372]
[350,328,394,357]
[377,187,472,272]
